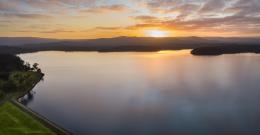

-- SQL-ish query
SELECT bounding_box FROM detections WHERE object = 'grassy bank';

[0,54,60,135]
[0,102,55,135]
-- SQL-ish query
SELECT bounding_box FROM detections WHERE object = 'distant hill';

[0,36,259,54]
[0,37,59,46]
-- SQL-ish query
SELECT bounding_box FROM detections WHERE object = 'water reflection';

[19,51,260,135]
[19,91,35,106]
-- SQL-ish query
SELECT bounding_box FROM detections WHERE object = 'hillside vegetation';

[0,54,43,101]
[0,54,56,135]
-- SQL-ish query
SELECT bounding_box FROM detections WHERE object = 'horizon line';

[1,36,260,40]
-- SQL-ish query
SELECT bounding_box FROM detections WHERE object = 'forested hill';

[0,37,260,54]
[0,37,59,46]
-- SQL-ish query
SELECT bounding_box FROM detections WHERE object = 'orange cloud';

[1,0,260,38]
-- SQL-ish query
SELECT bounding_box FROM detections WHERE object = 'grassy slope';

[0,102,56,135]
[0,54,58,135]
[0,71,57,135]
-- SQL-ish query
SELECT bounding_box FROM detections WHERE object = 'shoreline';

[10,99,72,135]
[0,72,73,135]
[6,47,260,56]
[15,73,44,100]
[13,74,73,135]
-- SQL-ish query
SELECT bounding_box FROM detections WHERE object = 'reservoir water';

[19,50,260,135]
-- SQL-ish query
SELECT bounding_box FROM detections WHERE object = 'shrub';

[0,90,4,99]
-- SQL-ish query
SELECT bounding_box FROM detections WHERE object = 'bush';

[0,72,9,80]
[2,81,16,93]
[9,71,42,92]
[0,79,5,91]
[0,90,4,99]
[0,54,26,72]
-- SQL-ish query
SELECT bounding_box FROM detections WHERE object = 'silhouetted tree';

[32,63,39,71]
[2,81,16,93]
[37,69,42,73]
[0,54,26,72]
[25,62,31,71]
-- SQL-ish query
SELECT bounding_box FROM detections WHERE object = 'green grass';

[0,102,56,135]
[0,55,57,135]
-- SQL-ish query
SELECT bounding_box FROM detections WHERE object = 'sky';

[0,0,260,39]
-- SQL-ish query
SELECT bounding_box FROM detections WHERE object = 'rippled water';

[19,51,260,135]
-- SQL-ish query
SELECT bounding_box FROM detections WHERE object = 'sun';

[146,30,169,38]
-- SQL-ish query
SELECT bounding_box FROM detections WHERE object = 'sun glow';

[146,30,169,37]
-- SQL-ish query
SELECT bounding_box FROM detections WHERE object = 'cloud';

[0,0,22,12]
[15,29,76,33]
[126,23,162,30]
[126,12,260,35]
[24,0,97,8]
[226,0,260,16]
[0,20,11,23]
[0,13,52,19]
[0,0,98,14]
[164,15,260,30]
[146,0,182,9]
[39,29,76,33]
[128,0,260,35]
[199,0,226,13]
[171,3,201,20]
[0,24,7,27]
[1,0,260,37]
[81,4,129,13]
[132,15,160,23]
[94,26,123,30]
[143,0,183,13]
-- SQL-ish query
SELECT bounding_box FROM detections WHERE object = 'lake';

[19,50,260,135]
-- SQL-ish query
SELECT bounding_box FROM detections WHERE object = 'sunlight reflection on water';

[19,51,260,135]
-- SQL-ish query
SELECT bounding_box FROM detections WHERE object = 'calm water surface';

[19,51,260,135]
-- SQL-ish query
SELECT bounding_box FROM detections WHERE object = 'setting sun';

[146,30,169,38]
